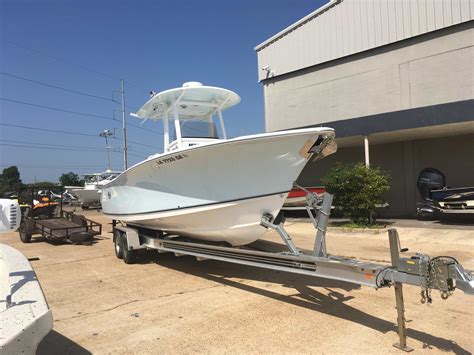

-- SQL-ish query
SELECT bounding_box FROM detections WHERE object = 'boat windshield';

[84,173,120,184]
[171,120,219,140]
[84,175,99,184]
[101,173,120,181]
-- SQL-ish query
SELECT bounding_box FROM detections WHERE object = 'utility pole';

[99,129,113,171]
[121,79,128,170]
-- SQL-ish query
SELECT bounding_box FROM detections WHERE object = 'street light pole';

[99,130,113,171]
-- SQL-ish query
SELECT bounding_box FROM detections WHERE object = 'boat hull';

[124,193,287,246]
[102,128,336,245]
[0,244,53,354]
[72,189,100,206]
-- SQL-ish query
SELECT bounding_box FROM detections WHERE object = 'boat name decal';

[155,154,188,165]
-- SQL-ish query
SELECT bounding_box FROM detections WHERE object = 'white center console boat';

[101,82,337,246]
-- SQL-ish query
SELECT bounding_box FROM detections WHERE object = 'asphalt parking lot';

[2,209,473,354]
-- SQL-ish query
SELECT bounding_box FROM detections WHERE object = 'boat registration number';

[155,154,188,165]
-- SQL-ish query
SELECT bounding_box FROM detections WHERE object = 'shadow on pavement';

[37,330,92,355]
[147,251,469,354]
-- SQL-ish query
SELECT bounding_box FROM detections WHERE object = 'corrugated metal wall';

[256,0,473,81]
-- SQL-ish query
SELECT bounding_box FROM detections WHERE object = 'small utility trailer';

[18,186,102,244]
[112,191,474,352]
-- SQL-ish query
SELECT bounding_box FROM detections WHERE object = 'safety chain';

[420,287,432,304]
[419,256,454,304]
[418,253,432,304]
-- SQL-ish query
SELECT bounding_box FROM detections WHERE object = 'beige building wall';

[298,133,474,217]
[263,24,473,132]
[256,0,474,82]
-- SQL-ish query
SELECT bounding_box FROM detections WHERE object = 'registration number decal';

[155,154,188,165]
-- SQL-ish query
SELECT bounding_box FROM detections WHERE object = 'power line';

[0,73,160,133]
[126,139,160,149]
[5,40,148,93]
[0,97,115,121]
[2,73,160,136]
[1,96,162,134]
[24,167,116,171]
[0,123,161,150]
[0,123,100,137]
[112,108,162,135]
[0,143,105,152]
[5,40,120,81]
[0,164,106,169]
[0,139,117,151]
[0,143,148,157]
[1,72,115,103]
[125,103,140,111]
[127,151,148,159]
[126,121,162,135]
[0,164,121,172]
[1,72,147,118]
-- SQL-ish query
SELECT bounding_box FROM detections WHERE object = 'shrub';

[322,162,390,224]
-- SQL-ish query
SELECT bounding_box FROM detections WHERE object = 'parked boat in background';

[283,186,325,210]
[0,199,52,354]
[72,171,121,210]
[417,168,474,219]
[101,82,337,246]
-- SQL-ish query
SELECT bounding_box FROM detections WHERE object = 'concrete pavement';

[1,209,473,354]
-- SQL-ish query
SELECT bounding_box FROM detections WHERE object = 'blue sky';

[1,0,327,183]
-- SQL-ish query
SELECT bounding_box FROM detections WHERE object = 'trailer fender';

[113,226,145,251]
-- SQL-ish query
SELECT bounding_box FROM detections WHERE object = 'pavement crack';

[54,284,224,322]
[161,284,223,297]
[55,299,144,322]
[35,254,113,268]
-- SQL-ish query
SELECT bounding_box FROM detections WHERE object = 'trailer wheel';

[69,231,93,243]
[113,229,123,259]
[81,204,89,210]
[19,223,32,243]
[121,234,138,264]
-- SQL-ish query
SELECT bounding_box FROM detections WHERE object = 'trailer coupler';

[383,229,474,300]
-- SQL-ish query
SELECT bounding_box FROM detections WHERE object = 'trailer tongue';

[112,191,473,352]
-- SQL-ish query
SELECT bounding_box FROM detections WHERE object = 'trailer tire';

[121,234,138,264]
[113,229,123,259]
[69,231,93,243]
[19,222,32,243]
[81,204,89,210]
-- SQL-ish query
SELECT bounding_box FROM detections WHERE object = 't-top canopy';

[135,82,241,120]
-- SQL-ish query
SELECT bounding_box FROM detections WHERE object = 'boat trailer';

[112,192,474,352]
[17,186,102,244]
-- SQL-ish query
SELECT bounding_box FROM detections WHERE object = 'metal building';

[255,0,474,217]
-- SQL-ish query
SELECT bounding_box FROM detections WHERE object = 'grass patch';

[329,221,388,229]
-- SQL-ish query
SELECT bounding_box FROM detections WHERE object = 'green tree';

[0,166,23,194]
[322,162,391,224]
[28,181,57,187]
[59,172,84,187]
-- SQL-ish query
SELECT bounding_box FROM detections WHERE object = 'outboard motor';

[417,168,445,201]
[0,199,21,232]
[416,168,446,219]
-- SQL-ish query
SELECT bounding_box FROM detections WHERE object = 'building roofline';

[293,100,474,139]
[254,0,340,52]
